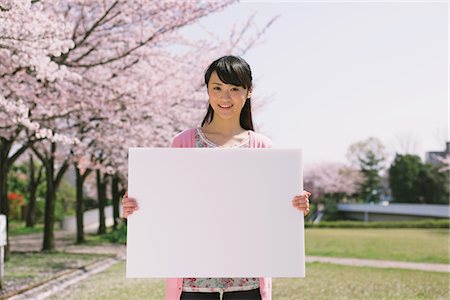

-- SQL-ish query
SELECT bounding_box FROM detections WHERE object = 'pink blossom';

[304,162,364,199]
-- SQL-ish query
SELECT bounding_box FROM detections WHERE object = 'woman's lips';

[219,104,233,109]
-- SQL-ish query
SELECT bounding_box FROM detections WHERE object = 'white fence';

[338,203,450,221]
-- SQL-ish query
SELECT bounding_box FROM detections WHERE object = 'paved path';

[306,256,450,273]
[10,230,126,257]
[10,230,78,253]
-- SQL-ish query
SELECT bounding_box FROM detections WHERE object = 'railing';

[337,203,450,221]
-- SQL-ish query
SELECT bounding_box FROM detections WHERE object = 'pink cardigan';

[166,128,273,300]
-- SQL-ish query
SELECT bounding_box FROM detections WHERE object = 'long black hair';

[201,55,254,131]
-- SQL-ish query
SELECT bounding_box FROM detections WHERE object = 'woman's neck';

[202,118,246,136]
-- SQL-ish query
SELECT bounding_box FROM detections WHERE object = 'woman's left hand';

[292,190,311,216]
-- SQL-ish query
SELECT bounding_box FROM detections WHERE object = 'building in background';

[426,142,450,165]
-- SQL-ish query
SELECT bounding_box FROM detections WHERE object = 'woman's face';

[207,71,252,122]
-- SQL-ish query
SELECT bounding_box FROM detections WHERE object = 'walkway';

[306,256,450,273]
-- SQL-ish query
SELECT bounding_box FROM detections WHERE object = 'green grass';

[81,223,127,245]
[6,227,449,299]
[9,221,43,236]
[46,261,450,300]
[305,228,450,264]
[47,261,164,300]
[79,232,114,245]
[273,263,450,300]
[0,252,110,298]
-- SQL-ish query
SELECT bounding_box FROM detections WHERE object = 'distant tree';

[304,162,363,220]
[55,177,76,223]
[347,137,387,203]
[8,163,28,198]
[415,163,449,204]
[388,154,422,203]
[389,154,449,204]
[304,162,363,200]
[26,154,45,227]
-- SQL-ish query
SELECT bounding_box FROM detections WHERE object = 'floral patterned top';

[181,128,259,293]
[194,127,250,148]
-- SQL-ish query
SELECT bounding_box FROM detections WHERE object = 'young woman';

[122,55,311,300]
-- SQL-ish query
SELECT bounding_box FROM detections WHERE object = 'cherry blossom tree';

[31,0,241,250]
[59,8,276,241]
[26,1,276,248]
[0,0,78,257]
[303,162,364,220]
[436,154,450,173]
[304,162,363,200]
[2,0,278,251]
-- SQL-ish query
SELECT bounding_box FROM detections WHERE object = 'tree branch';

[74,1,119,51]
[55,160,70,190]
[62,6,228,68]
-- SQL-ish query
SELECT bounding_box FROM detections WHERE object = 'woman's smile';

[218,104,233,109]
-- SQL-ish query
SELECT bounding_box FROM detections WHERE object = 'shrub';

[104,221,127,244]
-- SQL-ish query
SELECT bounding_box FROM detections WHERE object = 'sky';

[179,1,448,166]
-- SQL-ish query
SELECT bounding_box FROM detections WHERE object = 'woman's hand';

[292,190,311,216]
[122,192,139,218]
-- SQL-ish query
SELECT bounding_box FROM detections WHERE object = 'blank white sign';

[0,215,6,246]
[126,148,304,278]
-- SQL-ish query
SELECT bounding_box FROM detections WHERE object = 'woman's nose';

[222,90,231,99]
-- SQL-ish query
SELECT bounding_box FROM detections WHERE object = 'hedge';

[305,219,450,228]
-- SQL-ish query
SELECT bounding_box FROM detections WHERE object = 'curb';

[4,255,122,300]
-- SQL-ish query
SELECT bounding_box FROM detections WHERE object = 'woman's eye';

[231,88,240,91]
[213,87,221,90]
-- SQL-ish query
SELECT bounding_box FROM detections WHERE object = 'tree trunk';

[33,142,69,252]
[112,175,120,230]
[25,155,35,227]
[96,170,107,234]
[75,166,91,244]
[75,166,85,243]
[26,155,42,227]
[42,154,55,251]
[0,140,11,261]
[1,136,32,260]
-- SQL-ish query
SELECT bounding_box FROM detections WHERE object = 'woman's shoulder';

[249,131,273,148]
[170,128,196,148]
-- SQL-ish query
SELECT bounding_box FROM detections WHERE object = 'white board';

[0,215,6,247]
[126,148,304,278]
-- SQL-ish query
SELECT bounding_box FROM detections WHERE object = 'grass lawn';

[6,227,449,299]
[47,261,164,300]
[305,228,450,264]
[9,221,44,236]
[0,252,110,298]
[81,225,127,245]
[273,263,449,300]
[46,261,450,300]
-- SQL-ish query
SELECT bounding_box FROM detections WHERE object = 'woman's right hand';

[122,192,139,218]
